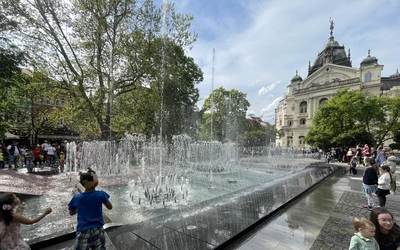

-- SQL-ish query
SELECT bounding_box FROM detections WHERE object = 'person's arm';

[13,208,52,225]
[348,236,358,250]
[104,200,113,210]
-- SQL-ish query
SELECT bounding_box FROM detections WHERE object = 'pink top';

[0,217,30,250]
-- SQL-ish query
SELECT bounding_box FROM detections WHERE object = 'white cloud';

[178,0,400,124]
[258,80,281,96]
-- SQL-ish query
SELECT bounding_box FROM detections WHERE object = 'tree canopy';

[1,0,199,140]
[305,88,400,148]
[200,87,250,142]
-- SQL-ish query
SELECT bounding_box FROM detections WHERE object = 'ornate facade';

[275,20,400,148]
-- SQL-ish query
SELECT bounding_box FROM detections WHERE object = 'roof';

[381,77,400,91]
[308,36,352,76]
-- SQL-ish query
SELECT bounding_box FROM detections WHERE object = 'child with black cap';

[68,168,113,249]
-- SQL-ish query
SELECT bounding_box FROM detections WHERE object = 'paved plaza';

[1,161,399,250]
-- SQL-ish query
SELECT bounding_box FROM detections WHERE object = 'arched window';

[299,101,307,113]
[319,98,328,105]
[288,120,292,126]
[292,88,297,95]
[300,118,306,125]
[55,100,60,106]
[60,99,66,106]
[299,136,305,145]
[365,72,372,82]
[46,98,50,105]
[279,120,282,126]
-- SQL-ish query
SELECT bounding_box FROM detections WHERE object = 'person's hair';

[353,217,375,231]
[365,157,376,165]
[370,207,400,243]
[80,168,98,189]
[0,193,15,226]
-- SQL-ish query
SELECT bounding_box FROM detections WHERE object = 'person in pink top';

[0,193,52,249]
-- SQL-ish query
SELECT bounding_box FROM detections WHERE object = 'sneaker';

[363,205,373,209]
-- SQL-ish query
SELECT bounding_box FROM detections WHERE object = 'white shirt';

[378,172,391,190]
[7,145,19,156]
[47,146,56,155]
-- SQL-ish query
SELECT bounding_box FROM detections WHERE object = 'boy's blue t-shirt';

[68,190,110,232]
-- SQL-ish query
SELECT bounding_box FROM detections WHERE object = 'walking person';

[362,157,378,210]
[0,193,52,249]
[68,168,113,249]
[349,217,379,250]
[376,164,392,207]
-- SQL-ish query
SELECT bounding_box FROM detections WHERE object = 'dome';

[360,50,378,68]
[389,69,400,79]
[291,70,303,82]
[308,36,352,76]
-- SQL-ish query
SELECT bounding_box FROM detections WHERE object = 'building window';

[299,136,305,145]
[279,119,282,126]
[57,119,64,128]
[55,100,59,106]
[365,72,372,82]
[288,120,292,126]
[300,118,306,125]
[292,88,297,95]
[46,98,51,105]
[299,101,307,113]
[319,98,328,105]
[61,99,66,106]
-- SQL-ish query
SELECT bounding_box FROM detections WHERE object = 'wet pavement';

[2,161,399,250]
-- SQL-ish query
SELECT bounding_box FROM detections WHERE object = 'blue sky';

[163,0,400,124]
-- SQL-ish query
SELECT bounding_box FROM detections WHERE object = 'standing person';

[347,148,354,163]
[25,149,34,173]
[370,207,400,250]
[33,146,42,167]
[371,147,378,159]
[386,155,398,193]
[376,147,390,167]
[6,141,20,168]
[362,157,378,210]
[349,156,358,176]
[349,217,379,250]
[41,140,49,163]
[0,149,4,169]
[376,164,392,207]
[0,193,52,250]
[363,144,371,166]
[355,145,362,164]
[59,152,65,171]
[68,168,113,249]
[47,144,56,165]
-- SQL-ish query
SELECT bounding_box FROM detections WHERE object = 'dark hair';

[0,193,15,226]
[370,207,400,243]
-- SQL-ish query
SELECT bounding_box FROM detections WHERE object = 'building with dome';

[275,20,400,148]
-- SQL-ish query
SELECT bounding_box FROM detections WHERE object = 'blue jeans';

[8,155,19,167]
[26,159,33,172]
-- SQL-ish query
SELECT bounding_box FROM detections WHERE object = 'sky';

[159,0,400,124]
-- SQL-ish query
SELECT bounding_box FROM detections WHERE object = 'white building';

[275,21,400,148]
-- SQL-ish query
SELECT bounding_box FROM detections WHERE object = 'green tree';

[2,0,197,139]
[305,89,400,148]
[0,46,27,138]
[200,87,250,142]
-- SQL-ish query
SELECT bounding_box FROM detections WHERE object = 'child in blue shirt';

[68,168,113,249]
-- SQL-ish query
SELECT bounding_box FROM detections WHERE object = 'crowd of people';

[348,145,400,249]
[0,140,65,172]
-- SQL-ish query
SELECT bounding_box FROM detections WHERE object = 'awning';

[5,132,20,139]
